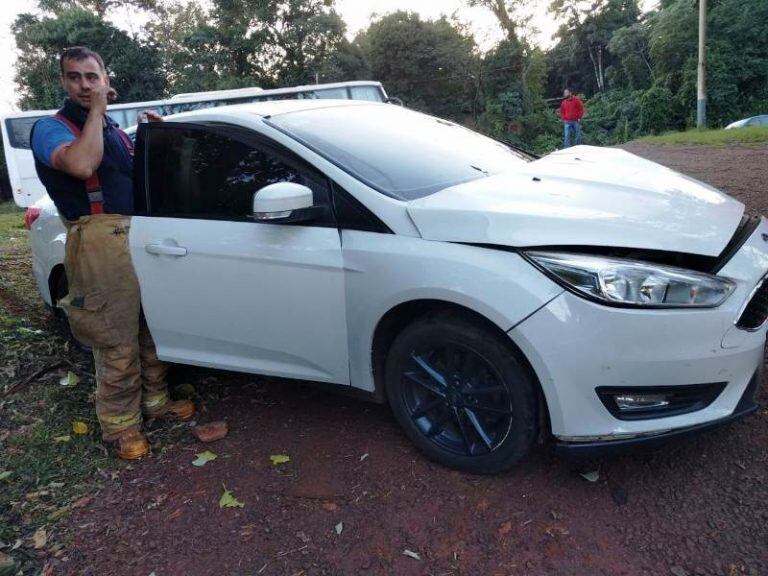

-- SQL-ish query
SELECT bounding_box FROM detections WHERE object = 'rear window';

[268,104,529,200]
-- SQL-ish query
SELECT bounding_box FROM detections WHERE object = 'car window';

[267,104,530,200]
[143,125,330,221]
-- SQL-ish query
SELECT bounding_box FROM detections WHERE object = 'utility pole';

[696,0,707,128]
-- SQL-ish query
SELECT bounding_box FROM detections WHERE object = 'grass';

[0,203,205,573]
[636,126,768,146]
[0,203,113,573]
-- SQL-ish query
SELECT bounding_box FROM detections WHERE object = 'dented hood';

[407,146,745,257]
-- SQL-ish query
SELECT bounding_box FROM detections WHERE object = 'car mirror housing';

[252,182,314,221]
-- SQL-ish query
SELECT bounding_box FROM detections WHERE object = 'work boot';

[116,430,150,460]
[145,399,195,421]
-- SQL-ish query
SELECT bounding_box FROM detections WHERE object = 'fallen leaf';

[359,453,369,462]
[335,522,343,535]
[497,521,513,537]
[32,528,47,549]
[670,567,688,576]
[192,421,228,443]
[580,470,600,483]
[402,549,421,561]
[219,485,244,509]
[53,436,71,443]
[72,421,88,435]
[270,454,290,466]
[59,371,79,387]
[0,471,11,481]
[192,450,218,467]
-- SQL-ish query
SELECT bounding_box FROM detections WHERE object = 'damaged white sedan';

[27,100,767,473]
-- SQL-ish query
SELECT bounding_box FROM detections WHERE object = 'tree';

[36,0,157,18]
[606,22,653,91]
[147,0,349,91]
[358,12,479,120]
[13,8,166,110]
[465,0,529,41]
[548,0,642,95]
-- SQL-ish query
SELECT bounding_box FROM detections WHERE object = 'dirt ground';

[30,144,768,575]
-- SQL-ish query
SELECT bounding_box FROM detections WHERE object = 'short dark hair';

[59,46,106,75]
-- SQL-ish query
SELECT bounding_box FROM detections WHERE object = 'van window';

[349,86,383,102]
[5,117,44,149]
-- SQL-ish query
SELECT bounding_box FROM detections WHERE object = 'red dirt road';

[61,144,768,576]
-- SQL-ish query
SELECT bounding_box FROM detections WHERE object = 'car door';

[128,122,350,385]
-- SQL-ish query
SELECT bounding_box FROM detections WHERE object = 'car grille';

[736,276,768,330]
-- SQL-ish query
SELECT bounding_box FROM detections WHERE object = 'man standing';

[559,88,584,148]
[31,47,194,459]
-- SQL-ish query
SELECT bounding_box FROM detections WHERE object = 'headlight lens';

[526,252,736,308]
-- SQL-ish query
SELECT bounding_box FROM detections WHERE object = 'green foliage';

[13,8,166,109]
[548,0,642,95]
[582,89,644,144]
[639,85,678,134]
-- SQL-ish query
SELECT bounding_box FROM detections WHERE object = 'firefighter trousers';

[59,214,170,441]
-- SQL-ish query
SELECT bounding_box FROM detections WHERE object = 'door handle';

[145,243,188,257]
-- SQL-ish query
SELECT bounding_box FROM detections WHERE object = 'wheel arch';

[370,298,551,436]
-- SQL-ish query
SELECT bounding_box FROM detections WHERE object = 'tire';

[385,313,538,474]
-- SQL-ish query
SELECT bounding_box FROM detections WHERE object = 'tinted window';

[5,116,44,149]
[145,126,325,220]
[268,104,529,200]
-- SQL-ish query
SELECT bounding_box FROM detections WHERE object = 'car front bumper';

[554,366,761,457]
[508,217,768,445]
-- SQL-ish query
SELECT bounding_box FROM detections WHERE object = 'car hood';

[407,146,745,257]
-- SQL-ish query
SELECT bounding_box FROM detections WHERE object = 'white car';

[725,114,768,129]
[25,100,766,473]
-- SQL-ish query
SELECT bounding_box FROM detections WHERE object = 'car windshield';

[267,104,530,200]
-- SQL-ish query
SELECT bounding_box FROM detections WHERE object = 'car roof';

[170,99,379,121]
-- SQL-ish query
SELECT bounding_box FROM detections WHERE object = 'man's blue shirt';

[31,117,76,168]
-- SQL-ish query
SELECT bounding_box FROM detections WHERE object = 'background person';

[559,88,584,148]
[30,46,194,459]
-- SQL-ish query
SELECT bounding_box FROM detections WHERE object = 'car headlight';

[526,252,736,308]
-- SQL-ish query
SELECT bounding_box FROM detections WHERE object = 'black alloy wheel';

[385,313,538,474]
[402,344,513,457]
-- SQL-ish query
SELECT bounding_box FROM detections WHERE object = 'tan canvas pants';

[60,215,170,441]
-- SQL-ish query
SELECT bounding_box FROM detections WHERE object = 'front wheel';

[385,313,538,474]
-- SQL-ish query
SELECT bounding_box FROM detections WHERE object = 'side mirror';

[385,97,404,107]
[252,182,314,221]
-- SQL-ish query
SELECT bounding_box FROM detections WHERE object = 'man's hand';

[89,86,118,117]
[144,110,163,123]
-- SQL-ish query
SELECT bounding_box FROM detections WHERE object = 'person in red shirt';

[559,88,584,148]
